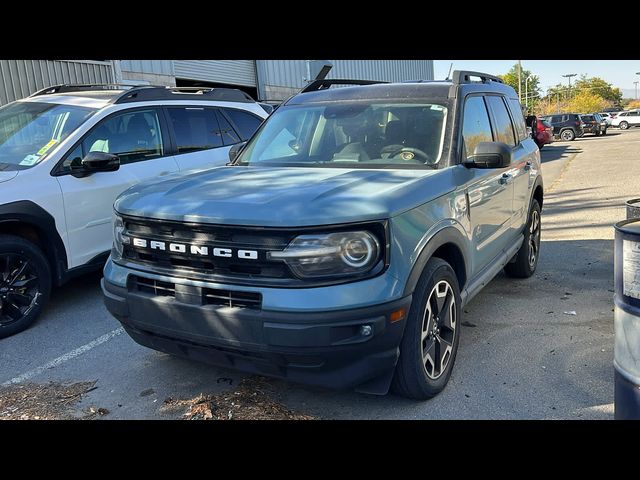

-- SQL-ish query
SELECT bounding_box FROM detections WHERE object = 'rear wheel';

[602,128,607,136]
[619,121,629,130]
[0,235,51,339]
[595,128,601,136]
[392,258,461,400]
[505,200,541,278]
[560,129,575,141]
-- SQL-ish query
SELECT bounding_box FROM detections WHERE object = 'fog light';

[360,325,372,337]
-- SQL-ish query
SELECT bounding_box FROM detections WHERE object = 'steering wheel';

[386,146,431,163]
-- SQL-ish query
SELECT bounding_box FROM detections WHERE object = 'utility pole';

[635,81,639,101]
[518,60,522,102]
[562,73,577,100]
[525,75,533,109]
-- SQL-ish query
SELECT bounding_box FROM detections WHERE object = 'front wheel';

[619,121,629,130]
[0,235,51,339]
[392,258,461,400]
[595,129,601,136]
[560,129,575,141]
[504,199,541,278]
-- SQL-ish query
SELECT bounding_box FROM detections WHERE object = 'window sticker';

[36,139,59,156]
[623,240,640,300]
[19,154,41,166]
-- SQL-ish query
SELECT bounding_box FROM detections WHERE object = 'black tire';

[392,258,461,400]
[504,199,541,279]
[560,129,575,141]
[602,128,607,136]
[595,129,601,137]
[0,235,51,339]
[619,121,629,130]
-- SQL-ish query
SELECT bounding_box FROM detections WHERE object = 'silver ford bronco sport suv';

[102,71,543,399]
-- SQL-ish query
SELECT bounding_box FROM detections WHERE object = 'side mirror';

[72,152,120,177]
[464,142,512,169]
[227,141,247,164]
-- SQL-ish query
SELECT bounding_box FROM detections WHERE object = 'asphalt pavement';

[2,129,638,419]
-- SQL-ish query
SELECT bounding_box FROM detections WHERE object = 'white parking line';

[1,327,124,386]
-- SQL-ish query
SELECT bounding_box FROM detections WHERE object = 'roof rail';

[29,83,142,97]
[28,83,256,104]
[300,79,387,94]
[451,70,504,85]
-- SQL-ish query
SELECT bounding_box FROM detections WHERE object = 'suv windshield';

[237,102,448,168]
[0,101,97,171]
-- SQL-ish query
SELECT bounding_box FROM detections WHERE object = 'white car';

[0,84,267,337]
[598,112,614,126]
[611,110,640,129]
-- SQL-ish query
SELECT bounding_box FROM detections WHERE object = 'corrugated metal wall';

[120,60,174,76]
[260,60,434,89]
[173,60,256,87]
[0,60,114,105]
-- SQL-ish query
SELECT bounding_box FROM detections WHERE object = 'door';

[627,111,640,126]
[500,96,537,233]
[461,95,515,273]
[165,107,240,172]
[56,108,179,268]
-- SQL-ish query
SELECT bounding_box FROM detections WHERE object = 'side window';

[215,110,241,146]
[82,109,164,165]
[222,108,262,141]
[167,107,223,154]
[486,96,516,147]
[507,98,527,141]
[462,96,493,160]
[550,115,562,123]
[629,111,639,117]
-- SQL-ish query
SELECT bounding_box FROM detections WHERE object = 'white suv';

[0,84,267,337]
[611,110,640,129]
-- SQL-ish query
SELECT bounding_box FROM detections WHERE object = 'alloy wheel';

[0,254,41,327]
[421,280,457,380]
[528,209,541,269]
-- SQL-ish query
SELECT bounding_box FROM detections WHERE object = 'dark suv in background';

[540,113,584,141]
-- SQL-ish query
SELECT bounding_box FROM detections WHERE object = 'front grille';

[134,276,175,297]
[130,276,262,309]
[120,216,294,282]
[203,288,262,309]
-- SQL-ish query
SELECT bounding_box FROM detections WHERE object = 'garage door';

[173,61,256,87]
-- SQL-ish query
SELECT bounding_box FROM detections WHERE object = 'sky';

[433,60,640,98]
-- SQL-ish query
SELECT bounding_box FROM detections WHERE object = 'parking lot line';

[2,327,124,386]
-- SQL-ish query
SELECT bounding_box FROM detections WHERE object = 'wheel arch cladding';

[534,184,543,209]
[0,201,68,286]
[403,227,469,296]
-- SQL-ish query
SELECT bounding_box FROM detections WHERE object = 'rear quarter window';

[506,98,528,141]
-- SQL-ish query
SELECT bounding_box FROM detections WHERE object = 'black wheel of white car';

[504,199,541,279]
[560,129,575,141]
[392,258,461,400]
[619,121,629,130]
[0,235,51,339]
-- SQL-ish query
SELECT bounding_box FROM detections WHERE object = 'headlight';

[268,231,381,279]
[112,214,129,258]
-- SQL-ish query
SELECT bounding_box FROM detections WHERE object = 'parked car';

[598,112,614,126]
[103,71,544,400]
[539,113,584,141]
[592,113,608,135]
[612,110,640,130]
[534,118,554,149]
[0,84,268,338]
[579,114,603,136]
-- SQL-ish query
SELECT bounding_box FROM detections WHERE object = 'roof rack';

[28,84,256,104]
[300,79,387,94]
[451,70,504,85]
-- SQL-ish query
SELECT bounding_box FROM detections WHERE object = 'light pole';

[525,75,533,109]
[635,81,639,101]
[562,73,577,100]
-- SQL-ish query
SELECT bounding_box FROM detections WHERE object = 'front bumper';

[102,277,412,393]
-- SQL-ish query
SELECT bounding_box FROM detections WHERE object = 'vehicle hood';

[0,170,18,184]
[114,166,456,227]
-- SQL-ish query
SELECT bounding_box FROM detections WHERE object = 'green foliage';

[573,75,623,105]
[499,64,541,110]
[567,91,609,114]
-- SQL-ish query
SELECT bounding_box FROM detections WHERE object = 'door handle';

[499,173,513,185]
[524,161,532,171]
[159,171,170,176]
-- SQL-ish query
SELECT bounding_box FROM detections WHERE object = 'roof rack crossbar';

[113,86,255,104]
[451,70,504,85]
[300,79,387,94]
[28,83,147,97]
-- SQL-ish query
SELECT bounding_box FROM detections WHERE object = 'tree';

[573,75,623,106]
[499,64,541,110]
[566,91,609,114]
[626,100,640,109]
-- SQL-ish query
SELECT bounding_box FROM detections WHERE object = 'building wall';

[257,60,434,101]
[0,60,114,105]
[119,60,175,86]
